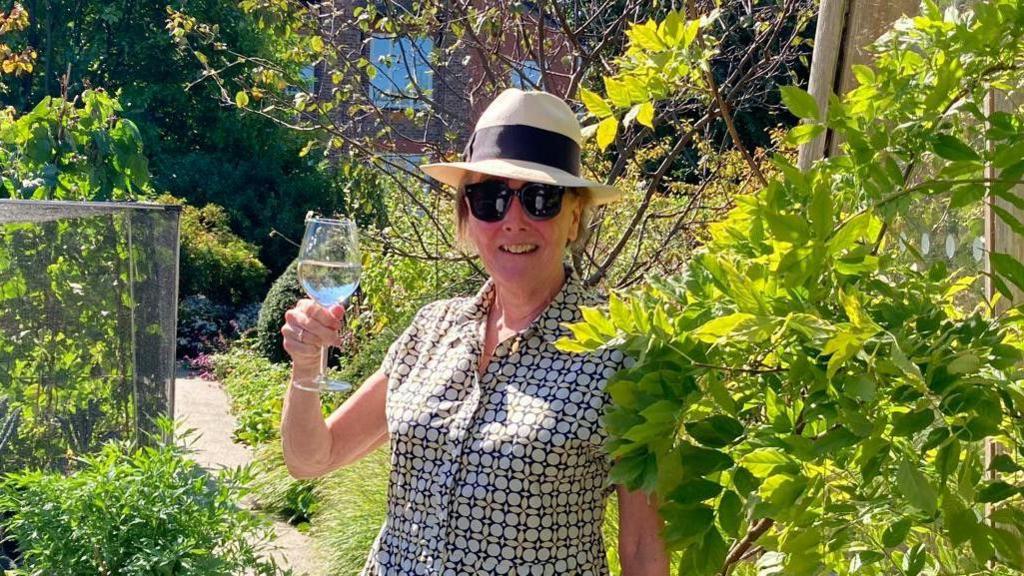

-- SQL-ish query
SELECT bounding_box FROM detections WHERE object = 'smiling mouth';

[500,244,539,254]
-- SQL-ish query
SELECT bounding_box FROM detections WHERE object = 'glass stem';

[319,345,330,383]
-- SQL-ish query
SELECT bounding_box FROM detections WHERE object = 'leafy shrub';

[0,422,289,575]
[0,90,152,201]
[254,259,305,364]
[564,3,1024,575]
[158,194,269,305]
[249,441,320,526]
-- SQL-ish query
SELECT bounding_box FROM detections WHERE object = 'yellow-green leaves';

[309,35,324,53]
[636,101,654,128]
[234,90,249,108]
[604,77,632,109]
[579,86,612,119]
[779,85,819,121]
[628,19,666,52]
[578,9,704,150]
[820,289,880,379]
[596,117,618,151]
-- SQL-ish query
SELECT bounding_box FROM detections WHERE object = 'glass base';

[293,374,352,393]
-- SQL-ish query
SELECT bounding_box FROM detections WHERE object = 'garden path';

[174,372,325,576]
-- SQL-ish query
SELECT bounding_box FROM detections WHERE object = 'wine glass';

[294,215,362,392]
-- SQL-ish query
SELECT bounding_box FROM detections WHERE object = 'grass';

[311,448,391,574]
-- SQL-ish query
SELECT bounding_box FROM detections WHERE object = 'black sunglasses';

[464,180,568,222]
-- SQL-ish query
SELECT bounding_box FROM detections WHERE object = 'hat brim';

[419,159,622,206]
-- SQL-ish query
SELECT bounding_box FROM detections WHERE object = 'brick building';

[316,1,574,167]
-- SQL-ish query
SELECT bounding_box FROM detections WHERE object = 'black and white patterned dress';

[360,271,630,576]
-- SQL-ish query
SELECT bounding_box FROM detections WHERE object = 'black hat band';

[462,124,581,177]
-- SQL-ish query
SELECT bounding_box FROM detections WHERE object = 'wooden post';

[796,0,846,170]
[799,0,921,166]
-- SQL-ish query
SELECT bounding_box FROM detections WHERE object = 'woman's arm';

[617,484,670,576]
[279,299,389,479]
[281,368,389,479]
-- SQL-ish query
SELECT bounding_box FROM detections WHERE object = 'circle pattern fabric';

[360,271,629,576]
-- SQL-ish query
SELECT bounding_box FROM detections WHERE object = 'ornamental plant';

[0,421,289,575]
[561,2,1024,575]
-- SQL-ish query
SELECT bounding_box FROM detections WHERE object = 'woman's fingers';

[281,300,344,358]
[281,322,321,361]
[299,299,345,330]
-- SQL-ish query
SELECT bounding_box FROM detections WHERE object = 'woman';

[280,88,669,576]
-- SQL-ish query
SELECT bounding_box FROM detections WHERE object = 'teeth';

[502,244,538,254]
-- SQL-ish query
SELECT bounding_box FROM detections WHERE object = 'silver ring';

[297,327,306,343]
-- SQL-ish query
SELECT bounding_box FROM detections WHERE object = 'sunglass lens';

[466,181,510,222]
[521,185,565,220]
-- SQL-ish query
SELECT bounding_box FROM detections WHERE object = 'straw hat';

[419,88,622,205]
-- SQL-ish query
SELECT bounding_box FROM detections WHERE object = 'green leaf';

[808,183,833,240]
[678,527,727,575]
[932,134,981,163]
[235,91,250,108]
[678,443,734,477]
[661,504,713,547]
[989,454,1023,474]
[993,526,1024,569]
[949,182,986,209]
[596,117,618,151]
[685,415,744,448]
[669,478,723,505]
[904,543,926,576]
[891,408,934,437]
[813,426,859,456]
[882,517,912,548]
[827,211,882,255]
[991,252,1024,294]
[682,19,700,48]
[976,481,1019,503]
[764,210,809,243]
[822,328,873,379]
[946,507,979,546]
[740,448,794,478]
[851,64,875,85]
[843,375,877,402]
[784,123,825,146]
[658,9,685,45]
[310,35,325,53]
[609,451,653,488]
[691,313,757,343]
[580,306,615,338]
[717,490,742,537]
[779,86,820,121]
[579,87,613,119]
[897,459,938,515]
[758,473,808,509]
[947,352,980,375]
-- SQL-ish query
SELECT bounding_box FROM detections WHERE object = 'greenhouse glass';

[0,200,180,472]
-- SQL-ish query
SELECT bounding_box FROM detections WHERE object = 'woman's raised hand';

[281,299,345,377]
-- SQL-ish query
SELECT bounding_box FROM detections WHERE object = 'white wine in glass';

[295,216,361,392]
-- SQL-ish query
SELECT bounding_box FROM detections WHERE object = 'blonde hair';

[454,185,593,254]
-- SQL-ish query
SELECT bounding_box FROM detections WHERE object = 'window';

[369,36,433,109]
[285,63,317,97]
[510,60,542,89]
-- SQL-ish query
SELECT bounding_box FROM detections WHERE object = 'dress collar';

[456,265,587,345]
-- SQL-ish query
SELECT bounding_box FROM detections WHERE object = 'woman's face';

[464,174,582,289]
